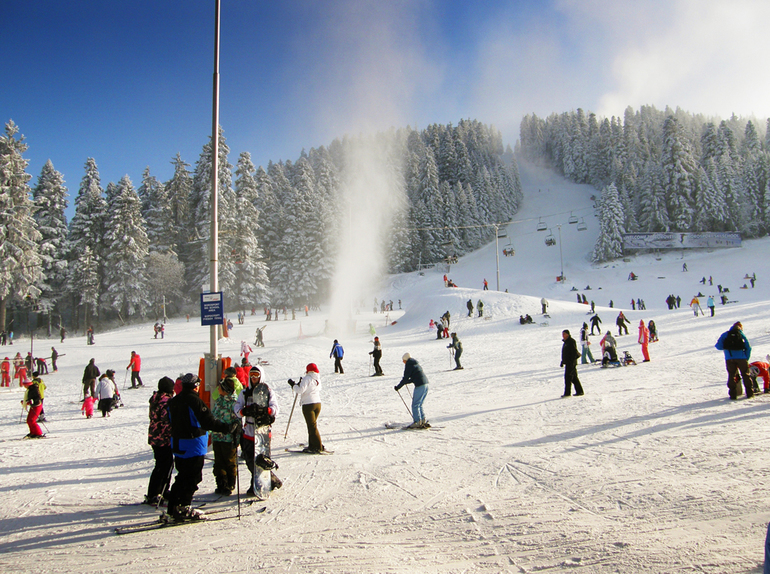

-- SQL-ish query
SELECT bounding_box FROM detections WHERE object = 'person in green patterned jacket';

[211,377,241,496]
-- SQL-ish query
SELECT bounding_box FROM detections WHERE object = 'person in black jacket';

[560,330,584,397]
[447,333,463,370]
[166,373,234,520]
[369,337,383,376]
[395,353,430,428]
[82,358,99,401]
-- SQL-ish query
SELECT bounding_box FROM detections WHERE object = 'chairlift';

[502,238,515,257]
[544,231,556,247]
[536,218,547,232]
[577,218,588,232]
[568,212,578,225]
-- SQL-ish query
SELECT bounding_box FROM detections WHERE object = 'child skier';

[211,377,241,496]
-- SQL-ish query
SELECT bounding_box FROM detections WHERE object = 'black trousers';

[333,357,344,374]
[131,371,143,387]
[167,455,204,509]
[302,403,323,452]
[563,364,583,396]
[373,353,382,374]
[147,445,173,499]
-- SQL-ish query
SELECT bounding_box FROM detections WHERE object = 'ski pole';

[123,369,128,390]
[233,430,241,520]
[284,393,298,440]
[40,421,50,435]
[369,354,372,376]
[19,402,25,424]
[396,388,412,418]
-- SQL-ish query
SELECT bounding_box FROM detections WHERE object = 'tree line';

[0,119,521,334]
[518,106,770,261]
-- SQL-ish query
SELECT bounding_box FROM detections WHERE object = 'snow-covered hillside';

[2,161,770,573]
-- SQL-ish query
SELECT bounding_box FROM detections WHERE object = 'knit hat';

[158,376,175,394]
[219,377,235,395]
[374,336,379,341]
[402,353,411,361]
[224,366,237,376]
[306,363,319,373]
[181,373,200,387]
[733,321,743,330]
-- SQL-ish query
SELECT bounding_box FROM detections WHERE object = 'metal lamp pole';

[494,224,501,291]
[205,0,221,395]
[557,224,564,281]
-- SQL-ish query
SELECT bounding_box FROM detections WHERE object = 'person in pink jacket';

[638,320,650,362]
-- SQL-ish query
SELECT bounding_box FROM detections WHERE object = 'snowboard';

[251,382,272,501]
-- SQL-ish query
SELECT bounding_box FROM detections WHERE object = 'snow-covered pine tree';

[32,160,69,333]
[592,183,626,262]
[232,152,270,310]
[69,244,99,326]
[101,175,150,320]
[143,174,174,255]
[186,127,235,294]
[145,251,185,320]
[661,116,698,231]
[166,154,193,254]
[0,121,42,330]
[67,158,107,329]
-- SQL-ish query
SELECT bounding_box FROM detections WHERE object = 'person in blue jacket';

[394,353,430,428]
[166,373,234,520]
[715,321,753,399]
[330,339,344,374]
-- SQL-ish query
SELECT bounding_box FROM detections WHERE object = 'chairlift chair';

[577,218,588,232]
[568,212,578,224]
[536,218,547,232]
[544,231,556,247]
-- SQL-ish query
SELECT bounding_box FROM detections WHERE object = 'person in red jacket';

[749,359,770,394]
[127,351,144,388]
[1,358,10,387]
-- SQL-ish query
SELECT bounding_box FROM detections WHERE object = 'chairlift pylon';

[536,218,547,232]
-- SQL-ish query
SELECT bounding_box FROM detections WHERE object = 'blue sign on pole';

[201,292,224,326]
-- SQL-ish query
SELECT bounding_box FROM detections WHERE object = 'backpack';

[722,329,745,352]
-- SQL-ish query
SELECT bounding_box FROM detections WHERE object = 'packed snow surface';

[2,161,770,573]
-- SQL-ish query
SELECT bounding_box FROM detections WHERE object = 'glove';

[287,378,296,388]
[560,362,564,367]
[254,411,276,426]
[394,385,399,391]
[242,404,259,417]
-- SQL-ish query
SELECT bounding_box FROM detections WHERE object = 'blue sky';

[3,0,770,215]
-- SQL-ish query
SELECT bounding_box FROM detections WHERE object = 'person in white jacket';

[289,363,324,453]
[96,374,117,417]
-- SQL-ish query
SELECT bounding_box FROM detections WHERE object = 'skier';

[560,330,584,397]
[369,337,383,376]
[394,353,430,428]
[330,339,344,374]
[447,332,463,370]
[715,322,753,400]
[59,326,67,342]
[579,322,595,364]
[86,325,95,345]
[240,340,253,364]
[466,299,474,317]
[211,376,242,496]
[288,363,325,454]
[616,311,630,335]
[166,373,233,520]
[707,296,715,317]
[541,297,548,314]
[478,300,484,317]
[95,373,117,417]
[24,374,45,438]
[255,326,265,347]
[82,358,100,401]
[145,376,175,506]
[126,351,144,388]
[435,319,444,339]
[638,320,650,362]
[368,323,376,338]
[483,278,488,290]
[441,310,451,328]
[690,296,703,317]
[1,357,9,387]
[590,314,602,335]
[236,365,281,492]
